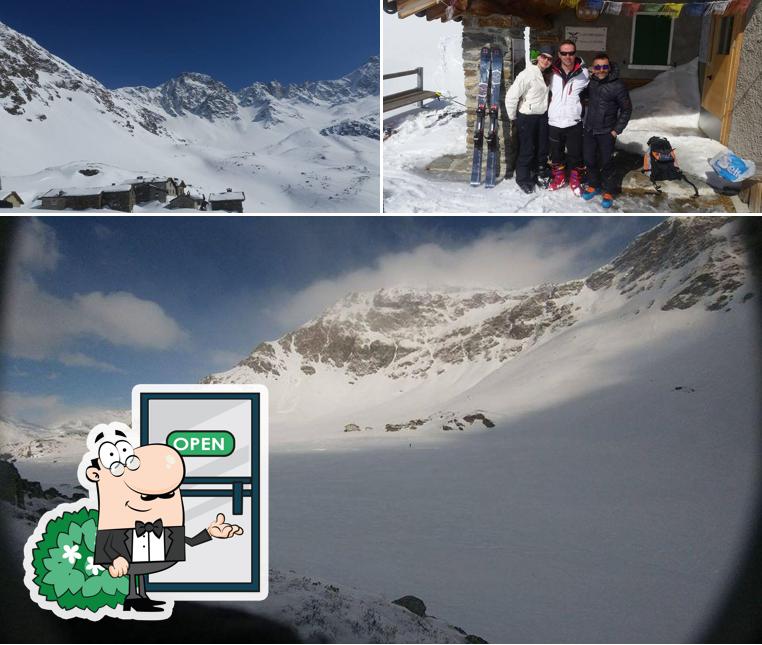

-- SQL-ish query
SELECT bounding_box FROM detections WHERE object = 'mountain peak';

[205,217,751,389]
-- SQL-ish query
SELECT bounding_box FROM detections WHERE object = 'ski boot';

[518,181,535,194]
[548,165,567,191]
[582,186,601,201]
[569,167,584,197]
[601,192,614,209]
[536,163,551,180]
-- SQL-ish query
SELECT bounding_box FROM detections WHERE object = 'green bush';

[31,506,129,613]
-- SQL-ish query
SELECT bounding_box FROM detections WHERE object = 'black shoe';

[504,169,515,180]
[518,181,535,194]
[139,596,166,606]
[536,165,551,180]
[123,597,165,612]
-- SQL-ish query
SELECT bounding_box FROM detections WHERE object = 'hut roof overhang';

[389,0,719,25]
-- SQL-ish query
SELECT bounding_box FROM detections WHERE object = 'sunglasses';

[559,51,576,56]
[593,64,610,71]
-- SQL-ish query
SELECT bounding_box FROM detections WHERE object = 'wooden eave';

[395,0,574,25]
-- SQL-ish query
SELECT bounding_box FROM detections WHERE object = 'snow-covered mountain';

[0,21,379,212]
[204,216,753,441]
[1,216,758,642]
[0,216,753,456]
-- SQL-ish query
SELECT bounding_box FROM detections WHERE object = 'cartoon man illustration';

[85,426,243,613]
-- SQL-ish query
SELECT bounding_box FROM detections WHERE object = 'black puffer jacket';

[583,64,632,135]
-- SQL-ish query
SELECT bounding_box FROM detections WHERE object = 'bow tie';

[134,519,164,538]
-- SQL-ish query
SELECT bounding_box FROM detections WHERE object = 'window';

[630,13,675,70]
[716,16,735,56]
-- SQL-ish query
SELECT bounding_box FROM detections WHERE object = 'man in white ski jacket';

[547,39,589,194]
[504,45,553,194]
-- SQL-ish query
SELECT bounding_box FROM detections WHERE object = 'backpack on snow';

[642,136,699,197]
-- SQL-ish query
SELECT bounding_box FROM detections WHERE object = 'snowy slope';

[204,217,753,445]
[0,21,379,212]
[2,499,483,643]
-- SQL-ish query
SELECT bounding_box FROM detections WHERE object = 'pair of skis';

[470,46,502,188]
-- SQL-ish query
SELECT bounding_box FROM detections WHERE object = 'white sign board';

[564,26,608,52]
[132,383,269,602]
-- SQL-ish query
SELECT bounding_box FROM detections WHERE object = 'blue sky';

[0,1,378,89]
[1,216,662,424]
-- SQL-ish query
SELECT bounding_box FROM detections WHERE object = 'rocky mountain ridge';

[206,217,751,386]
[0,20,378,133]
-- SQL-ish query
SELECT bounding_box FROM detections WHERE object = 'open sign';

[167,430,236,456]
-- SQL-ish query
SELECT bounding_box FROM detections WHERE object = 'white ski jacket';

[547,58,590,129]
[504,63,550,120]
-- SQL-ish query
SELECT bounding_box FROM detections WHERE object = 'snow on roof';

[60,187,103,197]
[130,176,170,185]
[209,191,245,202]
[39,185,132,198]
[39,187,102,198]
[171,193,203,201]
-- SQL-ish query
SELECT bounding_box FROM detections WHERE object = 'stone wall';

[728,1,762,163]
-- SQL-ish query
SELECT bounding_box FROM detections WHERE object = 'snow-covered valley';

[1,217,759,641]
[0,21,379,212]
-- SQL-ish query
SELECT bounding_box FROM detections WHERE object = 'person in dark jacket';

[581,52,632,209]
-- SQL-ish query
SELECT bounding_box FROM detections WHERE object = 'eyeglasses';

[559,51,576,57]
[593,64,610,71]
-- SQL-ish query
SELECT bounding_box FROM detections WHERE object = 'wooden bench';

[383,67,440,112]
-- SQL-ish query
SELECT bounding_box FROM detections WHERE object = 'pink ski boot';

[569,167,583,197]
[548,165,567,191]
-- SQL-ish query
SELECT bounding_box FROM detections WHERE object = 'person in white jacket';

[547,39,590,195]
[504,45,554,194]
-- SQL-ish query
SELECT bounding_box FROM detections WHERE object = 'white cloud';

[275,217,649,328]
[0,391,61,418]
[58,352,123,373]
[93,224,115,240]
[13,217,60,272]
[0,390,120,427]
[208,349,245,367]
[2,219,188,363]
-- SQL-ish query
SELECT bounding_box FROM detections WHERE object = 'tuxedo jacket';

[94,525,211,565]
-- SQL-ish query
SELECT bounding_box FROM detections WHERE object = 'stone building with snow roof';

[101,184,136,212]
[209,189,245,213]
[39,187,102,210]
[129,176,183,204]
[0,191,23,208]
[168,193,206,210]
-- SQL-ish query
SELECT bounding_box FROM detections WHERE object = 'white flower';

[61,544,81,565]
[85,556,103,575]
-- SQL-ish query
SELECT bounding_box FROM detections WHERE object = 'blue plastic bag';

[710,150,756,183]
